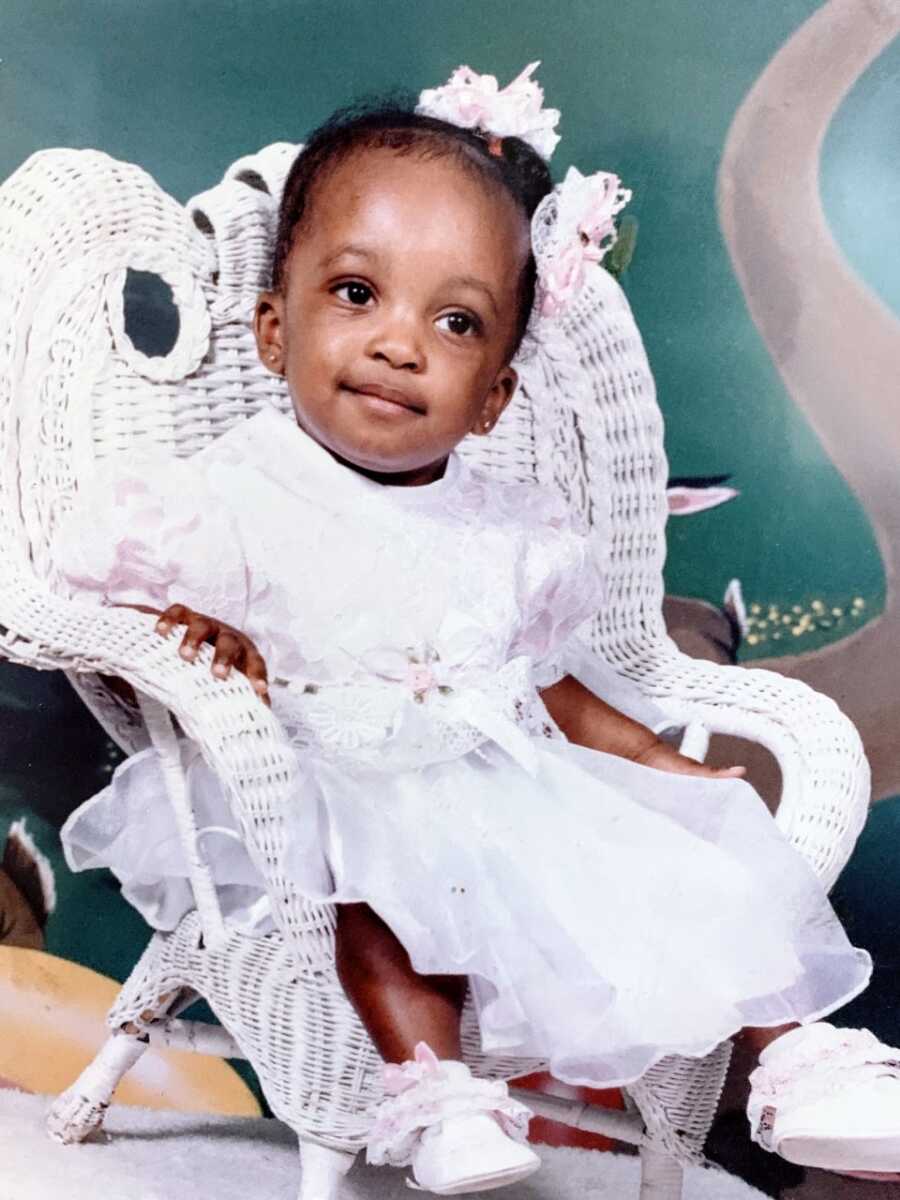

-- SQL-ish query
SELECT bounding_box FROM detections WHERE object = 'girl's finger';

[714,765,747,779]
[245,647,270,705]
[179,617,214,661]
[156,602,190,636]
[211,631,241,679]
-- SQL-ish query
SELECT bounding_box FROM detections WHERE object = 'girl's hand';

[154,603,270,706]
[634,739,746,780]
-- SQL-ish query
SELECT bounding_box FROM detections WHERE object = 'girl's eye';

[437,311,479,337]
[334,281,373,306]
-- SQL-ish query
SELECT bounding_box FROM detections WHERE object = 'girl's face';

[254,147,529,485]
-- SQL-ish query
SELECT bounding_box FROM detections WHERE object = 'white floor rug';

[0,1091,766,1200]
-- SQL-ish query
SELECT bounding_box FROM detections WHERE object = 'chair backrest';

[0,144,671,747]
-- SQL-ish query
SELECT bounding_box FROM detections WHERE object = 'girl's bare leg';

[335,901,467,1063]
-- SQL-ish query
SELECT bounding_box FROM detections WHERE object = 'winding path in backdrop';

[717,0,900,800]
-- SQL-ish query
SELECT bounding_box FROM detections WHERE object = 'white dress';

[53,406,871,1088]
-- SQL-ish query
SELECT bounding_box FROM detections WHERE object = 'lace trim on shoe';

[366,1043,532,1168]
[748,1027,900,1150]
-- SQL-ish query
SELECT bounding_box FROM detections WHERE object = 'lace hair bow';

[416,63,632,331]
[416,62,561,161]
[531,167,631,318]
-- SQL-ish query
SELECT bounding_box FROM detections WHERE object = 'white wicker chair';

[0,145,870,1200]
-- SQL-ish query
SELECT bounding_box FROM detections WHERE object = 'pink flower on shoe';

[368,1043,533,1168]
[382,1041,441,1096]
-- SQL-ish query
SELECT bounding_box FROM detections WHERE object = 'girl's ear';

[254,291,286,375]
[472,365,518,436]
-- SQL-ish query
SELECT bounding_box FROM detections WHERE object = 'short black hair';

[272,101,554,356]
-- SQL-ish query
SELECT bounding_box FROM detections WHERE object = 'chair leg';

[46,1030,149,1144]
[638,1146,684,1200]
[297,1138,356,1200]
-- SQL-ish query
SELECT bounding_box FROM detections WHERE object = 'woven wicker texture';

[0,145,870,1199]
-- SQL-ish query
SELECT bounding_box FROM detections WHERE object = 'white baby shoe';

[411,1111,541,1194]
[367,1042,540,1194]
[747,1022,900,1175]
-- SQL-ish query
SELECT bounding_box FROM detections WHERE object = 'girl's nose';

[365,310,425,372]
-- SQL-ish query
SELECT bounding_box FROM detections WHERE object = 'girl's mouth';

[343,382,426,416]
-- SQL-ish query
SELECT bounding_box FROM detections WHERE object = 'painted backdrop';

[2,0,899,1095]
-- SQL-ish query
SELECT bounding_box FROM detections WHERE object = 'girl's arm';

[540,674,745,780]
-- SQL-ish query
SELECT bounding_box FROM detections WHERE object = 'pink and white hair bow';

[416,62,561,161]
[418,63,632,330]
[532,166,632,318]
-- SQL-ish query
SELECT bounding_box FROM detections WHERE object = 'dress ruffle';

[62,735,871,1089]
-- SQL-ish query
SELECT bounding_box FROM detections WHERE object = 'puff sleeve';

[509,491,606,688]
[50,452,250,629]
[509,492,671,729]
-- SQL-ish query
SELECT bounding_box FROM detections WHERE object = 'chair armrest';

[2,581,334,965]
[5,583,281,732]
[632,648,870,889]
